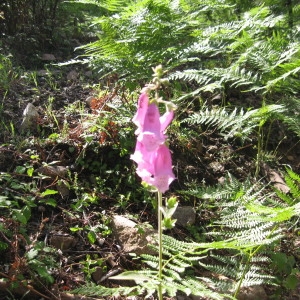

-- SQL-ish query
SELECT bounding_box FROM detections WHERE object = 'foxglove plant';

[131,93,175,193]
[131,65,177,300]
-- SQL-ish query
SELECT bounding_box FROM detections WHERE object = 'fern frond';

[181,173,249,201]
[199,259,242,280]
[72,0,129,12]
[71,282,141,297]
[286,167,300,183]
[183,104,286,141]
[184,106,257,141]
[274,168,300,205]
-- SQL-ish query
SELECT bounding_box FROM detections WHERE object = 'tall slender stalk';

[157,191,163,300]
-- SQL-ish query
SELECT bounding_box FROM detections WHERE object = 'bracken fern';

[71,169,300,299]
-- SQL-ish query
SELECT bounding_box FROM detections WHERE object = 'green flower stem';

[157,190,163,300]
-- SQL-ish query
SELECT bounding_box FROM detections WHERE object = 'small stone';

[218,177,226,184]
[208,161,224,173]
[85,70,93,78]
[50,234,76,251]
[92,266,105,283]
[173,206,196,227]
[112,215,137,229]
[41,53,56,61]
[37,69,48,76]
[36,165,68,178]
[67,70,79,81]
[111,215,157,255]
[20,103,39,133]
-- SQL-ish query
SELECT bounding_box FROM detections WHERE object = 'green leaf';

[284,274,298,290]
[22,205,31,222]
[0,196,11,207]
[167,196,178,209]
[39,198,57,207]
[87,231,97,244]
[10,181,24,190]
[13,209,27,224]
[163,217,177,230]
[15,166,26,174]
[35,266,54,284]
[27,167,34,177]
[26,248,38,260]
[0,241,8,251]
[70,226,84,232]
[41,189,58,197]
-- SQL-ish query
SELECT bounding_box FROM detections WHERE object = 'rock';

[41,53,56,61]
[173,206,196,227]
[20,103,39,133]
[208,161,224,173]
[67,69,79,81]
[50,234,76,251]
[85,70,93,78]
[92,266,105,283]
[237,285,268,300]
[37,69,48,76]
[218,176,226,184]
[36,165,68,178]
[269,169,290,194]
[262,163,290,194]
[111,215,157,255]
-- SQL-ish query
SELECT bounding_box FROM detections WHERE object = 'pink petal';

[152,174,175,193]
[132,93,149,135]
[160,110,174,132]
[130,141,155,177]
[143,103,161,133]
[152,145,175,193]
[137,103,166,152]
[137,132,165,152]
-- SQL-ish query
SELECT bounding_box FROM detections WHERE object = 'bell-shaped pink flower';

[132,93,149,135]
[137,103,166,152]
[150,145,175,193]
[130,141,154,183]
[160,110,174,133]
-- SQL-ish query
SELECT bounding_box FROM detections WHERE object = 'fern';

[71,168,300,299]
[278,96,300,138]
[72,283,142,297]
[71,0,130,12]
[183,104,285,141]
[274,168,300,206]
[181,173,249,201]
[180,170,300,297]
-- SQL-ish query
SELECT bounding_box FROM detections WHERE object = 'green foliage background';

[0,0,300,299]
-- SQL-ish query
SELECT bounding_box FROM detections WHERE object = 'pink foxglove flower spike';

[131,90,175,193]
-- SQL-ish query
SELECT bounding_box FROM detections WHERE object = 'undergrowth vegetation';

[0,0,300,299]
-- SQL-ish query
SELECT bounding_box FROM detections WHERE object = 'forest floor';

[0,55,300,300]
